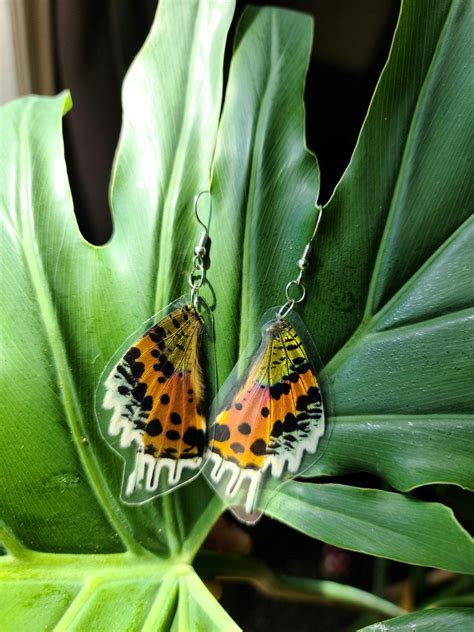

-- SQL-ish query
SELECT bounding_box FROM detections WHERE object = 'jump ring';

[188,267,204,290]
[276,298,295,320]
[285,280,306,304]
[192,254,203,269]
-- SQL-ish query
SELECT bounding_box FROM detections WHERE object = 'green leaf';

[308,0,472,360]
[309,413,474,491]
[0,0,234,628]
[0,0,232,558]
[311,213,474,492]
[304,0,474,491]
[266,481,474,573]
[358,607,474,631]
[207,5,319,380]
[309,218,474,492]
[207,0,473,571]
[283,0,473,561]
[300,0,474,493]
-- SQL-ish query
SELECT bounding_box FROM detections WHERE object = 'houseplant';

[0,0,472,629]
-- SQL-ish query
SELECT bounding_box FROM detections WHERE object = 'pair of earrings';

[97,193,326,524]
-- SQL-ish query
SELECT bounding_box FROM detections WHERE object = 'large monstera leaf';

[0,1,236,628]
[0,0,472,630]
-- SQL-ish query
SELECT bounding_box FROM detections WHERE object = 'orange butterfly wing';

[208,319,324,515]
[103,304,205,499]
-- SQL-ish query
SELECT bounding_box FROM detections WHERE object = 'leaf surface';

[299,1,474,497]
[266,482,474,573]
[207,6,320,379]
[358,607,474,631]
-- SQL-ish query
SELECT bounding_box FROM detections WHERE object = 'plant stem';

[141,574,179,632]
[195,552,405,618]
[372,549,388,597]
[428,595,474,608]
[162,493,181,557]
[0,521,28,558]
[182,495,224,559]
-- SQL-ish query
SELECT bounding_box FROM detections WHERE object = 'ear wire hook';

[276,204,323,320]
[194,190,211,235]
[189,191,211,308]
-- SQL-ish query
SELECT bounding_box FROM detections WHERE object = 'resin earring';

[206,205,327,524]
[97,192,214,503]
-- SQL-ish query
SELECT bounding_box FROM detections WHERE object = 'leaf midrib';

[142,574,179,632]
[324,209,473,379]
[0,551,183,581]
[239,10,281,353]
[364,0,458,317]
[370,214,474,333]
[53,577,102,632]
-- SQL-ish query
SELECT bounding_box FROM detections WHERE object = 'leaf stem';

[372,557,388,597]
[195,552,405,618]
[427,595,474,608]
[141,574,179,632]
[182,494,224,558]
[419,575,474,610]
[53,577,103,632]
[0,521,28,558]
[162,493,181,557]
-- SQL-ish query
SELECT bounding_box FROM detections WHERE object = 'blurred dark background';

[47,0,400,244]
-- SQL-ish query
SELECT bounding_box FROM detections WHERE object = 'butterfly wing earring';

[205,206,328,524]
[96,192,214,503]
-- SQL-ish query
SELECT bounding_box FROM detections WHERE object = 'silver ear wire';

[189,191,211,307]
[194,191,210,232]
[193,191,211,256]
[276,204,323,320]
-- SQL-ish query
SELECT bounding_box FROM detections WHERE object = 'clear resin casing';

[95,294,214,504]
[204,308,331,525]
